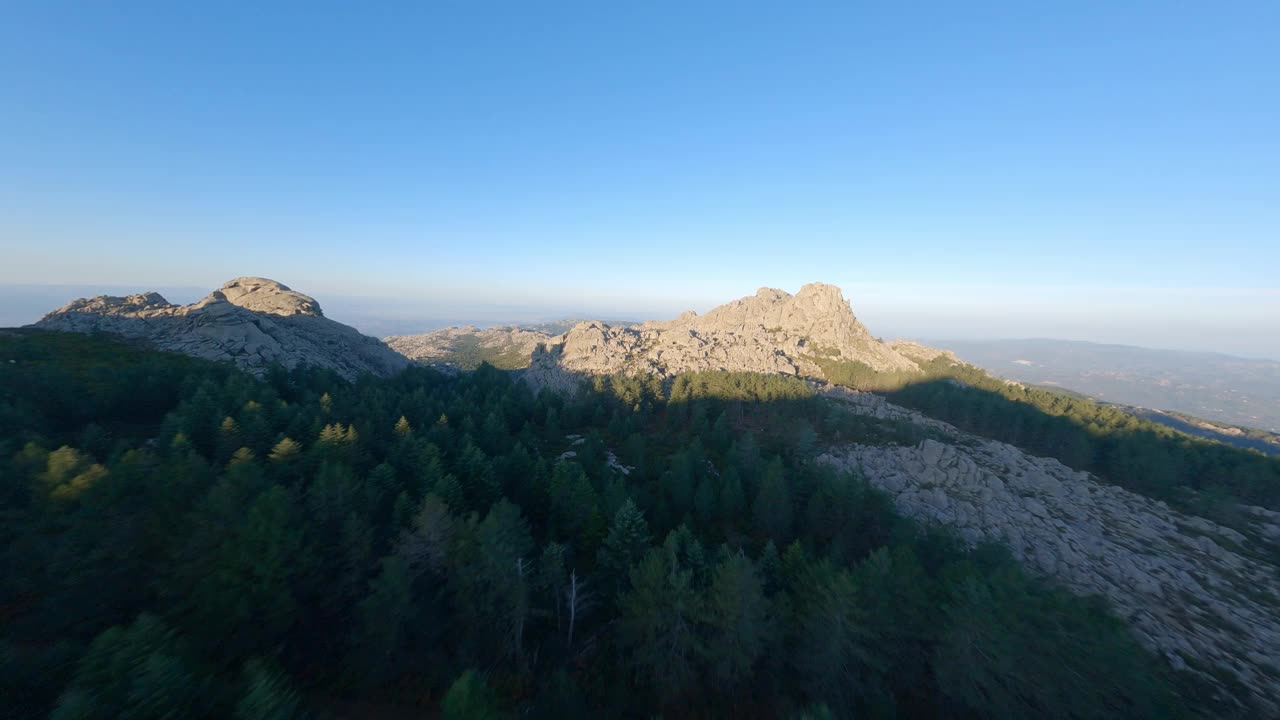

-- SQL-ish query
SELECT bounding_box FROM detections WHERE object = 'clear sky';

[2,2,1277,356]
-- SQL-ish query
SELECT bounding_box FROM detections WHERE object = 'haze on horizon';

[2,3,1276,357]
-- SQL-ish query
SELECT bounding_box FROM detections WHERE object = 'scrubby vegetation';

[437,334,532,371]
[2,330,1191,718]
[809,354,926,392]
[818,353,1280,512]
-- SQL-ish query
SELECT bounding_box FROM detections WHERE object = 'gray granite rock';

[386,325,552,369]
[818,387,1280,714]
[524,283,928,389]
[31,278,410,381]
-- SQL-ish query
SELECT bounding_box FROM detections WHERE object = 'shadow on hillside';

[880,377,1280,511]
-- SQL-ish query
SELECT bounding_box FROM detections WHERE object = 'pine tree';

[702,553,770,686]
[458,441,498,511]
[393,415,412,437]
[850,547,934,698]
[235,659,306,720]
[52,614,201,720]
[662,524,707,582]
[401,439,446,499]
[40,446,108,502]
[318,423,359,448]
[752,457,792,543]
[229,447,256,466]
[354,555,414,683]
[718,467,746,526]
[449,500,534,668]
[597,500,652,595]
[238,402,271,456]
[530,669,589,720]
[758,540,781,594]
[663,448,698,517]
[364,462,398,520]
[268,437,302,464]
[391,490,414,530]
[708,411,732,453]
[536,542,568,631]
[934,571,1175,719]
[337,511,374,610]
[790,565,874,712]
[549,461,603,547]
[398,493,455,577]
[216,416,242,465]
[433,473,466,514]
[693,475,718,526]
[186,485,312,660]
[441,671,502,720]
[729,433,762,486]
[618,549,700,702]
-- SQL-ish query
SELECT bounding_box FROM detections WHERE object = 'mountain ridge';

[30,277,409,380]
[388,282,953,389]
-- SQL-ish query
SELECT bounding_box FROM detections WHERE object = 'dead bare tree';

[565,569,591,649]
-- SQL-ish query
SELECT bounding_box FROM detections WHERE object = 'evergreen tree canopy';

[0,331,1208,719]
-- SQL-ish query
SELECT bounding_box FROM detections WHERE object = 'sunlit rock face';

[524,283,924,389]
[32,277,410,380]
[215,277,324,317]
[386,325,553,371]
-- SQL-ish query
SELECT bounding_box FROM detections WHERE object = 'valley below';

[934,338,1280,434]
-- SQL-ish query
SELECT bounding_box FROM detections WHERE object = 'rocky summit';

[525,283,942,390]
[31,277,410,380]
[390,283,934,389]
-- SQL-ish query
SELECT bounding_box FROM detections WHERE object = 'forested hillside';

[0,330,1192,719]
[933,338,1280,433]
[817,355,1280,516]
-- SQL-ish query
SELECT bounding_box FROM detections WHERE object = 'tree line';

[819,354,1280,514]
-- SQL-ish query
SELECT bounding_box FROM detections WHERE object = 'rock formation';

[818,385,1280,714]
[386,325,551,370]
[521,283,925,389]
[32,278,410,380]
[886,339,961,365]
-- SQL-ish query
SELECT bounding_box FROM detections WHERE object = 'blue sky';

[1,2,1277,355]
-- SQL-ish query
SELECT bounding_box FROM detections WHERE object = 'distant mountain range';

[932,338,1280,433]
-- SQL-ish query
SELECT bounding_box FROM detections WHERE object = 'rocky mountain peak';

[517,283,923,389]
[689,281,877,354]
[48,291,173,318]
[32,278,407,380]
[795,281,841,297]
[129,291,171,308]
[386,282,933,390]
[216,277,323,317]
[384,281,954,393]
